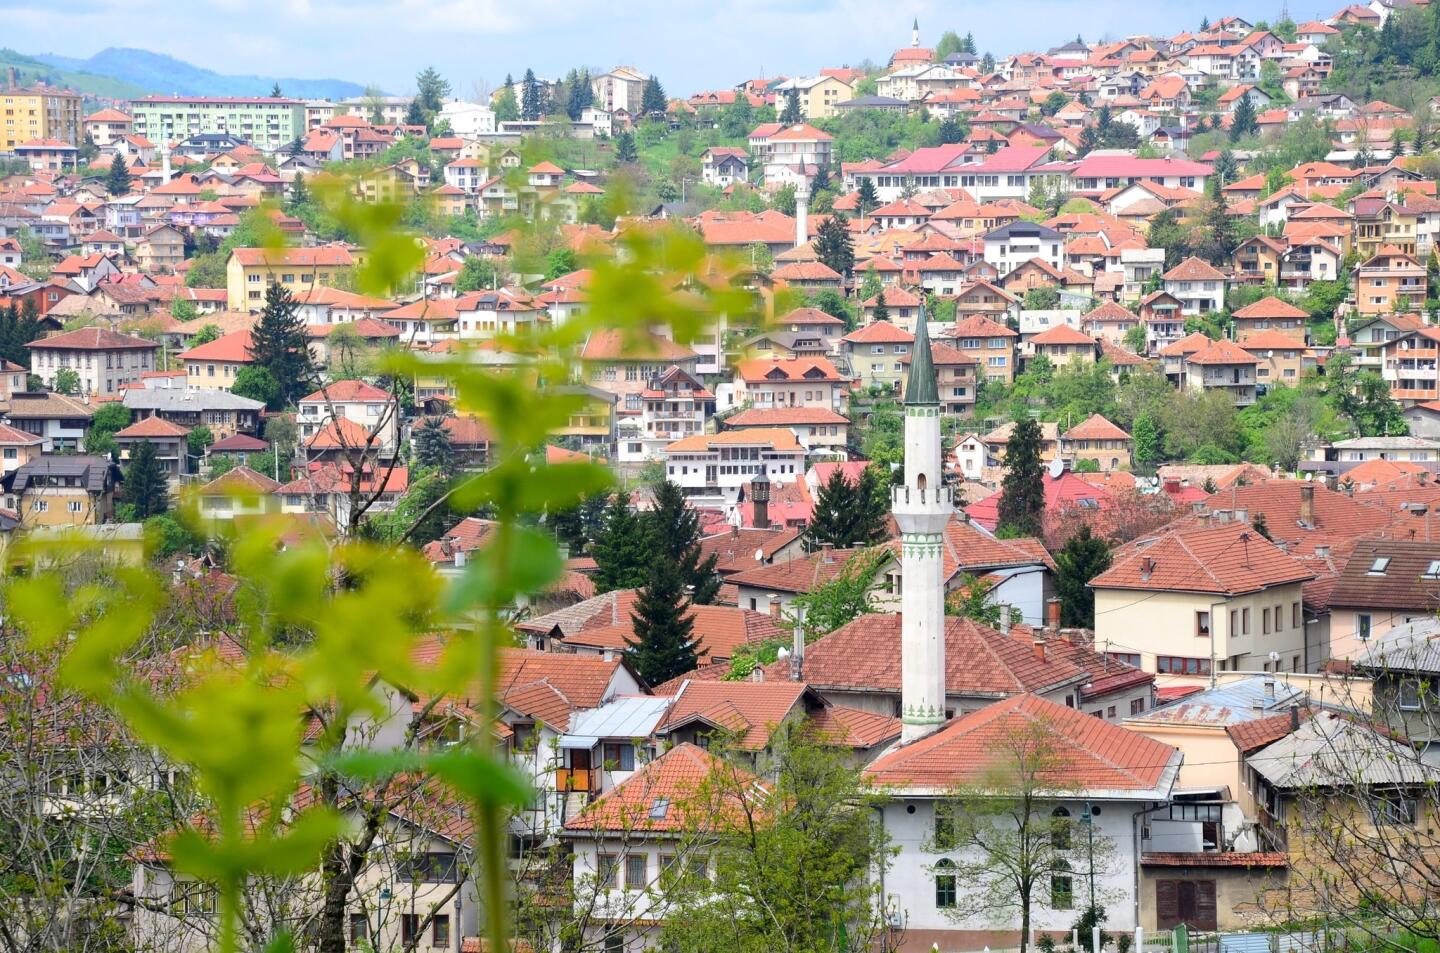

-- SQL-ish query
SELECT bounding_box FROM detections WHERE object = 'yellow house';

[226,246,356,311]
[1091,521,1315,680]
[0,86,83,152]
[776,75,855,120]
[11,455,117,528]
[553,385,617,460]
[180,329,256,391]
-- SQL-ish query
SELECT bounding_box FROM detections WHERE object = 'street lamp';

[1080,802,1097,915]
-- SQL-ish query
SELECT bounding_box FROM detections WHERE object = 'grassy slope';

[0,48,150,100]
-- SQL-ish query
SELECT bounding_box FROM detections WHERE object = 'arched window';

[934,859,957,909]
[917,472,928,490]
[1051,806,1072,850]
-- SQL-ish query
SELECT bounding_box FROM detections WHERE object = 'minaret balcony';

[891,484,953,535]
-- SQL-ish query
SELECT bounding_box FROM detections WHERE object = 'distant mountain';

[0,47,149,100]
[30,47,369,100]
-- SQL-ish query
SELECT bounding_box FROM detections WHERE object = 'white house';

[660,428,807,506]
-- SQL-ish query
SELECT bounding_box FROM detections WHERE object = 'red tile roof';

[658,679,809,749]
[26,328,155,351]
[843,321,914,344]
[1232,296,1308,319]
[1164,256,1227,281]
[229,247,354,267]
[1031,324,1097,347]
[181,329,254,363]
[1091,522,1314,595]
[865,693,1180,792]
[115,416,190,438]
[564,742,758,832]
[1063,413,1130,441]
[299,380,391,403]
[581,329,697,362]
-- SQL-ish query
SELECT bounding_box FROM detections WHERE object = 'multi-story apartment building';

[659,428,807,505]
[24,328,159,398]
[1354,246,1427,316]
[128,96,306,152]
[226,246,356,311]
[1183,339,1260,407]
[591,67,649,115]
[616,366,713,464]
[0,85,83,152]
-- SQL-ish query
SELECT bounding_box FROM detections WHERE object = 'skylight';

[1424,560,1440,580]
[1369,557,1392,575]
[649,798,671,820]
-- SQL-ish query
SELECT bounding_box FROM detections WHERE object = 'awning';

[559,735,599,750]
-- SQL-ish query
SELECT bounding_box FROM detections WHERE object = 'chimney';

[1299,483,1315,527]
[820,542,834,563]
[1234,508,1248,524]
[767,594,781,619]
[999,606,1011,634]
[1289,704,1301,731]
[789,608,806,682]
[1263,679,1276,699]
[1032,639,1047,662]
[750,472,771,529]
[1140,556,1155,580]
[1045,596,1061,630]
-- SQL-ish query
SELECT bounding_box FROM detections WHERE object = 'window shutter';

[1156,880,1179,927]
[1195,879,1218,929]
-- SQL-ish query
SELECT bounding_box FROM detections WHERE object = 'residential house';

[25,328,158,398]
[841,322,913,391]
[1029,324,1099,369]
[1061,414,1133,471]
[1240,332,1307,392]
[297,381,399,459]
[123,384,263,439]
[903,342,978,416]
[730,356,848,413]
[180,330,255,391]
[1326,539,1440,662]
[700,148,749,188]
[943,313,1019,383]
[1354,246,1426,316]
[12,455,118,528]
[114,416,190,478]
[1231,296,1308,344]
[617,365,714,464]
[659,428,807,506]
[1184,339,1260,407]
[1163,257,1228,315]
[3,392,94,452]
[225,246,356,311]
[722,407,849,457]
[580,330,701,402]
[1091,522,1314,678]
[984,221,1065,278]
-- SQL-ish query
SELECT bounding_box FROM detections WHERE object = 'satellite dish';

[1048,457,1065,480]
[754,548,765,562]
[1268,650,1281,662]
[777,647,790,659]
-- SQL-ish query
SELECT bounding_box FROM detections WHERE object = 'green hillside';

[0,48,149,101]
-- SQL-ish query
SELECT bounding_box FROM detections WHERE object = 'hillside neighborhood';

[10,5,1440,953]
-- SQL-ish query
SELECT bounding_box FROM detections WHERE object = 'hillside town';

[9,5,1440,953]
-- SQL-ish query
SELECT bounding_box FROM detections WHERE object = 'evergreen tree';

[494,77,519,123]
[413,416,455,474]
[813,214,854,277]
[938,117,965,144]
[1054,524,1111,628]
[415,66,451,114]
[1230,96,1258,141]
[104,157,132,197]
[872,287,889,324]
[125,440,169,519]
[591,491,653,592]
[404,98,426,127]
[640,76,667,116]
[856,177,879,216]
[1252,511,1272,540]
[270,83,282,98]
[290,172,310,209]
[780,89,802,125]
[1213,149,1238,185]
[805,467,857,550]
[1392,125,1409,158]
[549,489,608,557]
[521,69,542,121]
[625,558,698,686]
[963,32,976,54]
[247,283,312,407]
[996,417,1046,537]
[643,480,721,604]
[614,130,638,163]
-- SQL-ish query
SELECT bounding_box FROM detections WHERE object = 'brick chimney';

[1299,483,1315,528]
[767,594,781,619]
[1032,639,1047,661]
[1045,596,1061,629]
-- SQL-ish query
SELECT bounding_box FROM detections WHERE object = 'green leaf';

[427,748,532,808]
[443,525,562,612]
[7,576,70,647]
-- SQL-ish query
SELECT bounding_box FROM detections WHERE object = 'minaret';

[795,176,810,248]
[912,17,920,47]
[894,306,951,744]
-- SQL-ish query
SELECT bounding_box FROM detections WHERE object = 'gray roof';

[564,696,673,744]
[984,220,1063,241]
[123,389,264,413]
[11,455,115,494]
[1331,436,1440,450]
[1248,711,1438,788]
[836,96,910,108]
[905,308,938,406]
[1129,675,1306,727]
[1354,617,1440,675]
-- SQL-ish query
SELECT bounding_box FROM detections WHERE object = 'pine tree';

[405,98,426,127]
[248,283,312,407]
[1230,96,1258,142]
[104,157,133,197]
[495,76,519,123]
[857,177,879,216]
[413,416,454,475]
[290,172,310,208]
[125,440,169,519]
[872,288,889,324]
[625,558,698,686]
[813,214,854,277]
[615,131,638,163]
[997,417,1046,537]
[1054,524,1111,628]
[1252,511,1272,540]
[644,480,721,604]
[805,468,857,550]
[270,83,283,98]
[415,66,451,114]
[591,491,653,592]
[521,69,542,121]
[780,89,802,125]
[640,76,667,116]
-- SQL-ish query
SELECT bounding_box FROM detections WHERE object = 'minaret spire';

[894,306,950,744]
[912,17,921,47]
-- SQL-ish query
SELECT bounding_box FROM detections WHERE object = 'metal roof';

[1248,711,1438,788]
[564,695,673,743]
[123,389,264,412]
[1128,675,1305,727]
[1354,617,1440,675]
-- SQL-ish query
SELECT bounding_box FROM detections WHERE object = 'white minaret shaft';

[795,177,810,248]
[894,307,950,744]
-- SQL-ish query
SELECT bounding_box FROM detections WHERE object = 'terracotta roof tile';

[563,742,758,832]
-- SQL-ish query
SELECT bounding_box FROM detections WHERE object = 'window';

[1196,611,1210,638]
[401,914,419,944]
[603,742,635,771]
[1292,602,1301,628]
[1358,613,1373,641]
[348,914,367,943]
[1108,652,1140,667]
[598,853,619,888]
[68,500,82,513]
[934,802,958,849]
[432,915,450,946]
[1131,697,1147,715]
[1274,604,1283,631]
[169,879,218,915]
[398,851,458,882]
[603,933,625,953]
[1400,678,1424,711]
[1375,794,1418,826]
[625,854,647,890]
[1425,560,1440,579]
[1157,656,1212,675]
[1242,608,1251,635]
[934,859,957,908]
[1369,557,1392,575]
[1262,608,1270,635]
[1051,807,1072,849]
[1051,864,1075,910]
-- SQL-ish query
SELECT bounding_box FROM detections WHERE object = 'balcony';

[1393,387,1439,401]
[555,768,598,792]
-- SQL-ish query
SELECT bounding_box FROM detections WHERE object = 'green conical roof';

[905,309,938,406]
